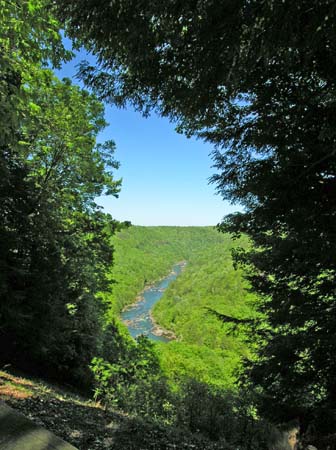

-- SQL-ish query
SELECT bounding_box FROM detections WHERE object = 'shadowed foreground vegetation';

[0,368,273,450]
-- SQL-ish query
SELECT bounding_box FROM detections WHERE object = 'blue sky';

[56,39,238,226]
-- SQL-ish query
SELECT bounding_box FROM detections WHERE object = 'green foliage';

[58,0,336,433]
[0,1,122,387]
[1,3,292,447]
[112,411,271,450]
[92,225,271,446]
[91,323,273,449]
[108,226,256,388]
[150,232,258,388]
[108,226,234,314]
[92,330,173,422]
[157,343,240,390]
[153,234,256,351]
[175,379,271,449]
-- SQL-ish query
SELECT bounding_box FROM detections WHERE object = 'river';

[121,262,186,342]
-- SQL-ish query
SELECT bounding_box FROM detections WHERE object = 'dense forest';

[109,226,256,388]
[1,1,335,449]
[0,0,122,388]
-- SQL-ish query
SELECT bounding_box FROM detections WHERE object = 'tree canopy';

[0,0,122,386]
[58,0,336,429]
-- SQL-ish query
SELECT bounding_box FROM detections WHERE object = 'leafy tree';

[58,0,336,431]
[92,330,173,421]
[0,0,68,367]
[0,0,122,386]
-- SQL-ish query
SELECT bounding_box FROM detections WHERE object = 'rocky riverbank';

[120,261,186,341]
[149,311,176,340]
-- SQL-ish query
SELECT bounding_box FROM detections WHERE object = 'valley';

[109,226,256,388]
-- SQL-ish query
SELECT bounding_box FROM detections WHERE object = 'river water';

[121,262,186,342]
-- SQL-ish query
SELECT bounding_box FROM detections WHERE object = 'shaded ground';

[0,368,223,450]
[0,368,125,449]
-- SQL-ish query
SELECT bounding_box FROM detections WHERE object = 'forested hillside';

[154,235,258,387]
[153,235,256,348]
[107,226,256,387]
[108,226,235,313]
